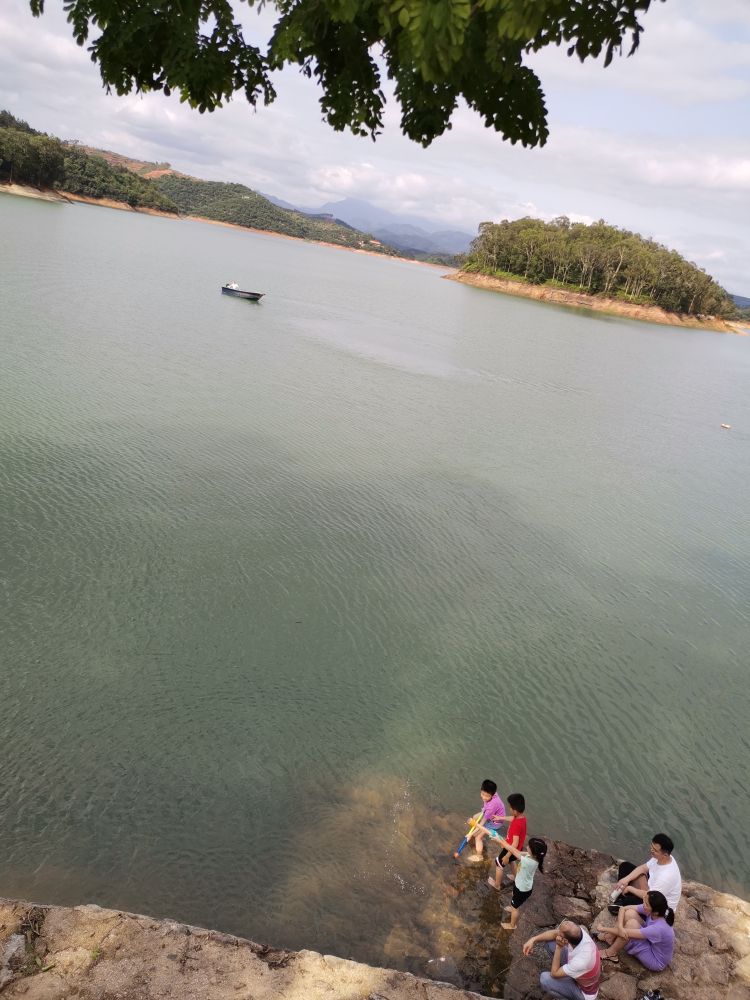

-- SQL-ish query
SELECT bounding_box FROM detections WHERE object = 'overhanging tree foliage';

[29,0,663,146]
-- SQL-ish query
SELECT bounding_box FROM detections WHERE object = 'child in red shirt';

[487,793,526,890]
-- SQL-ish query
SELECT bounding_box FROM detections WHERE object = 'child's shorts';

[495,850,513,869]
[511,885,533,910]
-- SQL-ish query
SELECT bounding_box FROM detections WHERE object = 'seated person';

[523,920,602,1000]
[610,833,682,911]
[598,890,675,971]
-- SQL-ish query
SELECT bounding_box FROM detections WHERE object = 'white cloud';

[529,4,750,105]
[1,0,749,290]
[638,153,750,191]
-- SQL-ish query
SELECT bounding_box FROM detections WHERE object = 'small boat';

[222,282,264,301]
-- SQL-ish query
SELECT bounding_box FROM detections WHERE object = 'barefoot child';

[486,833,547,931]
[487,793,526,887]
[455,780,505,861]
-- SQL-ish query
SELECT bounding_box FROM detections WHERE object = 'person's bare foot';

[501,922,515,931]
[503,904,512,912]
[468,852,484,862]
[487,877,501,890]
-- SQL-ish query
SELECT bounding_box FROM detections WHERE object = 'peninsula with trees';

[451,216,741,331]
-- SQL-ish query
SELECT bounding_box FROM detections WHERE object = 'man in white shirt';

[523,920,602,1000]
[611,833,682,911]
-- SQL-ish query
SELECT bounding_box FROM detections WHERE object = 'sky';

[1,0,749,293]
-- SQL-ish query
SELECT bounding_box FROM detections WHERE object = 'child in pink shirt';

[465,779,505,861]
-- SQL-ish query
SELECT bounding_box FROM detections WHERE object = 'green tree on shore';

[465,217,736,318]
[0,111,178,212]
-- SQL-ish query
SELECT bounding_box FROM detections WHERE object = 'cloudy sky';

[1,0,749,292]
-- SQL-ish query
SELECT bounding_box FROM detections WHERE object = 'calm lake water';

[1,194,749,973]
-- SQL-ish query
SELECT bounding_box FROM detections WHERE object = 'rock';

[0,839,747,1000]
[2,933,26,970]
[424,956,463,987]
[599,970,637,1000]
[736,955,750,984]
[552,895,592,921]
[696,952,731,986]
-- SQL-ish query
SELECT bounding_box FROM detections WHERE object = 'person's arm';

[521,928,558,956]
[617,863,648,890]
[599,904,641,940]
[474,821,501,840]
[492,835,524,860]
[549,934,569,979]
[620,926,647,940]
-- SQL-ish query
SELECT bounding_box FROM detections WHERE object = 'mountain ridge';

[295,197,475,256]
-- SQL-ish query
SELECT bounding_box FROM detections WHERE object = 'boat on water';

[222,282,264,301]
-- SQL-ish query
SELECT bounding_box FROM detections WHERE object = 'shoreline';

[0,182,178,218]
[4,181,745,310]
[448,270,745,334]
[1,842,748,998]
[182,212,453,268]
[0,182,452,269]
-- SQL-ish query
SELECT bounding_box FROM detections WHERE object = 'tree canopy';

[464,216,737,318]
[30,0,662,146]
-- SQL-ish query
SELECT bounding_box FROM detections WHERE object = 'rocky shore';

[2,842,748,1000]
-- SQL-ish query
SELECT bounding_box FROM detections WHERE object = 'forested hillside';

[465,217,736,318]
[0,111,178,213]
[154,175,401,255]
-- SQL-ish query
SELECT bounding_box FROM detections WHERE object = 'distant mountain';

[244,193,474,257]
[301,197,475,256]
[153,176,404,258]
[309,197,416,232]
[374,223,473,256]
[72,149,406,257]
[731,293,750,308]
[260,192,300,212]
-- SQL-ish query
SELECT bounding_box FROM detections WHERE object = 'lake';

[1,193,749,974]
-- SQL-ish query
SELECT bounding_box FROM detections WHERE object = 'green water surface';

[1,194,749,968]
